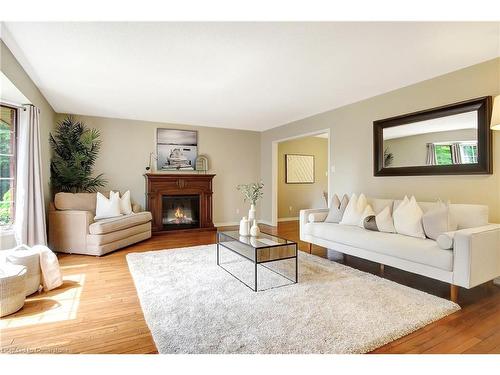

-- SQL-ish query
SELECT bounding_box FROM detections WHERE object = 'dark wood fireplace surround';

[145,173,216,234]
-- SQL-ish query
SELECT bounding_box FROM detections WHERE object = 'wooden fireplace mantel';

[144,173,216,234]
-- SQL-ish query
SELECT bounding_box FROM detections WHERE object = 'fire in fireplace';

[162,195,200,230]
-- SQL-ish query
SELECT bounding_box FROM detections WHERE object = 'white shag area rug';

[126,244,460,354]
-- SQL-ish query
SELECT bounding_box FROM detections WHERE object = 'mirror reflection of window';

[382,110,478,168]
[430,141,478,166]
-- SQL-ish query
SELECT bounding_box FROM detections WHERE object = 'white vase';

[250,219,260,237]
[248,204,256,222]
[239,217,250,236]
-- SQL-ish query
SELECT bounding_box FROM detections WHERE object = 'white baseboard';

[215,220,277,227]
[277,217,299,222]
[258,219,275,227]
[214,221,240,227]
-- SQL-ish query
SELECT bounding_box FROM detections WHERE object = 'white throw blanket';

[1,245,63,291]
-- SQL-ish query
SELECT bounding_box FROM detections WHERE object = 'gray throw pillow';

[422,201,458,240]
[325,194,349,223]
[363,215,379,231]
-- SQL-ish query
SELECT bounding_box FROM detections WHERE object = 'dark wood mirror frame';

[373,96,493,176]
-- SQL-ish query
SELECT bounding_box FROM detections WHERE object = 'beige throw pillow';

[325,194,349,223]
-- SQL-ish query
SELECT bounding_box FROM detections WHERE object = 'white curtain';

[451,143,462,164]
[14,105,47,246]
[426,143,437,165]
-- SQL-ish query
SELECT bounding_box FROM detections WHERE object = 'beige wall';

[0,39,56,207]
[55,114,261,225]
[278,136,328,218]
[384,128,477,167]
[261,58,500,223]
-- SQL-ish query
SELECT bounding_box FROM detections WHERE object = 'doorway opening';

[272,130,330,226]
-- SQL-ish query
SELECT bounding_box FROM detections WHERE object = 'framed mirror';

[373,96,492,176]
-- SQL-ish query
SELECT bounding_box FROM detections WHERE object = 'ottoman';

[6,245,42,296]
[0,264,27,317]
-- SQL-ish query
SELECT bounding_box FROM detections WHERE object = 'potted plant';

[50,116,107,193]
[236,181,264,222]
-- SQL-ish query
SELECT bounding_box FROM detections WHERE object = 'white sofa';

[300,197,500,301]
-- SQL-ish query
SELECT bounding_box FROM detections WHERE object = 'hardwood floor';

[1,221,499,354]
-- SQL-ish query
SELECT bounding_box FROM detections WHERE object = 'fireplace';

[145,173,215,233]
[162,195,200,231]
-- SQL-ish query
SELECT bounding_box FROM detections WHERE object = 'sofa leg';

[450,284,459,303]
[308,243,312,254]
[379,264,385,276]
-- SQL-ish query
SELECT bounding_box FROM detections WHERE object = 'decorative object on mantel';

[195,155,209,172]
[491,95,500,130]
[157,129,197,171]
[145,152,158,172]
[250,219,260,237]
[239,216,250,236]
[236,181,264,230]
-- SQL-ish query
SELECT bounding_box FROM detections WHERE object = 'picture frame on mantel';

[156,128,198,171]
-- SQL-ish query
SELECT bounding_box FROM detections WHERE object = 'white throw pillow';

[393,196,426,239]
[110,190,133,215]
[422,200,457,240]
[358,204,375,228]
[375,206,396,233]
[95,191,122,220]
[340,193,367,226]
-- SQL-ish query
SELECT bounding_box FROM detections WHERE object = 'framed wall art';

[156,129,198,171]
[285,154,315,184]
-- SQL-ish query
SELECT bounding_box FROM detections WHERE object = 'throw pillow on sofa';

[422,200,457,240]
[110,190,133,215]
[363,206,396,233]
[363,215,378,231]
[393,196,426,239]
[325,194,349,223]
[436,231,455,250]
[95,191,122,220]
[375,206,396,233]
[340,193,367,226]
[358,204,375,228]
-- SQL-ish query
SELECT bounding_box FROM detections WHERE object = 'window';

[434,144,453,165]
[0,105,17,227]
[459,143,478,164]
[434,141,478,166]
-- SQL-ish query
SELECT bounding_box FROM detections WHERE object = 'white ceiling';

[0,71,30,105]
[2,22,499,131]
[383,111,478,140]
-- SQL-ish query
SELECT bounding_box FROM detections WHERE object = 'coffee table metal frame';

[216,231,298,292]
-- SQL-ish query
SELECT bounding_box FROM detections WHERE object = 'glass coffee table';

[216,231,298,291]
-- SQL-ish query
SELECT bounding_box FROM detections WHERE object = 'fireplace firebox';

[162,195,200,230]
[145,174,215,234]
